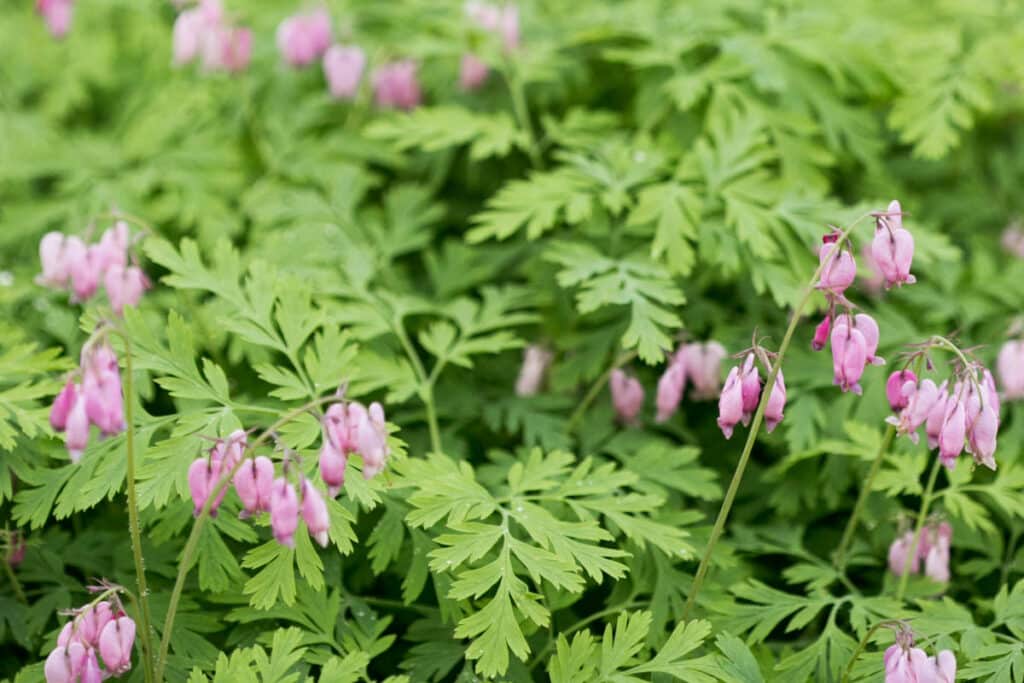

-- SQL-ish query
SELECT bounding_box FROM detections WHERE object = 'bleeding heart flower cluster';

[44,596,135,683]
[884,626,956,683]
[885,348,1000,471]
[50,343,125,463]
[998,337,1024,400]
[656,341,728,422]
[318,401,390,494]
[515,344,553,397]
[172,0,252,73]
[888,520,952,583]
[717,348,786,439]
[38,222,149,313]
[36,0,73,38]
[460,1,520,91]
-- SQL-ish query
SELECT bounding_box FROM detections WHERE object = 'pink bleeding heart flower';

[318,442,347,498]
[938,395,966,469]
[886,370,917,411]
[212,429,247,473]
[717,366,744,439]
[816,237,856,294]
[323,45,366,100]
[64,392,90,463]
[924,381,950,448]
[270,477,300,547]
[830,317,867,394]
[38,232,74,288]
[104,265,150,314]
[69,243,102,302]
[926,651,957,683]
[920,521,952,584]
[851,313,884,366]
[300,479,330,547]
[44,645,74,683]
[91,222,130,274]
[981,369,1000,418]
[277,8,332,67]
[352,401,390,478]
[50,380,79,431]
[36,0,73,39]
[888,530,919,577]
[233,456,274,517]
[77,644,102,683]
[98,616,135,675]
[967,402,998,471]
[738,354,761,416]
[204,25,252,73]
[172,0,223,66]
[681,341,727,399]
[763,369,786,433]
[871,200,916,288]
[515,345,553,397]
[655,354,686,423]
[459,53,490,91]
[811,315,831,351]
[372,60,422,110]
[609,369,644,425]
[81,349,124,436]
[497,4,520,51]
[998,340,1024,400]
[187,458,215,516]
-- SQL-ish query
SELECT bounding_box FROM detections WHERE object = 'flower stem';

[564,351,637,434]
[840,619,900,683]
[681,212,873,620]
[2,559,26,604]
[121,336,156,683]
[834,424,897,572]
[504,59,544,169]
[896,456,943,602]
[392,318,443,455]
[153,395,337,682]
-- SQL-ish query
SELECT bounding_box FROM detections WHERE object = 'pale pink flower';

[91,222,130,273]
[717,365,744,439]
[610,369,644,425]
[69,244,102,302]
[36,0,73,39]
[859,243,886,296]
[65,393,90,463]
[655,356,686,423]
[466,2,519,52]
[372,60,422,110]
[888,531,919,576]
[851,313,884,366]
[763,369,786,433]
[967,402,998,470]
[38,232,73,287]
[886,370,917,411]
[98,616,135,674]
[203,26,252,73]
[498,4,520,51]
[998,340,1024,400]
[830,317,867,394]
[50,380,79,431]
[925,381,950,449]
[459,53,490,91]
[515,344,553,396]
[927,651,957,683]
[920,521,952,584]
[187,457,215,516]
[172,0,223,65]
[739,353,761,415]
[323,45,366,100]
[277,9,333,67]
[352,401,389,477]
[681,341,727,399]
[300,479,330,547]
[44,645,73,683]
[104,265,150,314]
[871,200,916,288]
[81,345,124,436]
[270,477,299,547]
[233,456,274,517]
[816,238,856,294]
[938,395,966,469]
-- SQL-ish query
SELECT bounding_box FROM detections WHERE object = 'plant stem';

[392,318,443,454]
[840,619,899,683]
[154,395,336,682]
[681,212,873,620]
[834,424,896,572]
[564,351,637,434]
[121,335,156,683]
[2,559,26,604]
[896,456,943,602]
[504,60,544,169]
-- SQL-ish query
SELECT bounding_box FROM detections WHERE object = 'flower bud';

[681,341,727,399]
[816,239,856,294]
[738,354,761,416]
[39,232,72,287]
[277,9,332,67]
[655,357,686,423]
[44,645,73,683]
[270,477,299,547]
[830,318,867,394]
[609,369,644,425]
[36,0,73,39]
[234,456,274,516]
[91,222,130,274]
[300,479,330,547]
[187,457,213,516]
[98,616,135,674]
[764,369,786,433]
[811,315,830,351]
[852,313,884,366]
[319,443,347,497]
[354,401,389,478]
[925,382,950,449]
[459,53,490,91]
[938,396,966,469]
[323,45,366,100]
[886,370,917,411]
[104,265,150,314]
[967,403,998,471]
[372,60,422,110]
[50,380,79,431]
[997,340,1024,400]
[69,242,101,302]
[921,522,952,584]
[717,366,744,439]
[870,200,916,288]
[887,531,919,577]
[65,393,90,463]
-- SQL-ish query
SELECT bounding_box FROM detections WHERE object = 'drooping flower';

[681,341,727,399]
[763,369,786,433]
[203,25,252,73]
[998,340,1024,400]
[609,369,644,425]
[920,521,952,584]
[830,317,868,394]
[300,479,330,547]
[459,53,490,91]
[852,313,885,366]
[91,222,130,274]
[44,645,74,683]
[323,45,366,100]
[104,265,150,315]
[938,395,966,469]
[269,477,300,547]
[64,392,90,462]
[466,1,520,52]
[351,401,390,478]
[811,315,831,351]
[233,456,274,517]
[81,345,124,436]
[816,237,857,295]
[967,401,998,470]
[739,353,761,415]
[97,616,135,675]
[655,355,686,423]
[36,0,74,39]
[372,60,422,110]
[926,651,957,683]
[717,365,744,440]
[886,370,917,411]
[888,531,919,577]
[172,0,223,65]
[515,344,553,397]
[277,9,333,67]
[38,232,74,288]
[871,200,916,288]
[925,381,950,448]
[50,380,79,431]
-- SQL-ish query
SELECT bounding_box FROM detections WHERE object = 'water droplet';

[515,505,523,513]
